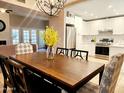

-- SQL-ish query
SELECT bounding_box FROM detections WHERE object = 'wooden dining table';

[9,52,105,93]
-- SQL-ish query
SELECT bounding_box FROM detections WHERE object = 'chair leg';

[12,87,17,93]
[3,84,7,93]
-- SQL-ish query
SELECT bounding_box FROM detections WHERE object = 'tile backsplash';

[82,34,124,44]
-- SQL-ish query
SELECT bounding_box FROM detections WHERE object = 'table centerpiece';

[43,26,58,59]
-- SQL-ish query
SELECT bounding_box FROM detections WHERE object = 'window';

[23,30,30,43]
[39,31,45,48]
[11,28,45,49]
[12,29,19,44]
[31,30,37,44]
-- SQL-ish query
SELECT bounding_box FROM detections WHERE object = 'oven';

[95,46,109,56]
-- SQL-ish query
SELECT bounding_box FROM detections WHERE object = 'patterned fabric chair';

[15,43,33,55]
[77,53,124,93]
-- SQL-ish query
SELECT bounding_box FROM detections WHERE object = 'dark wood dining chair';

[8,60,28,93]
[0,55,61,93]
[0,54,29,93]
[56,47,69,56]
[24,69,61,93]
[8,59,61,93]
[77,53,124,93]
[0,55,16,93]
[70,49,89,60]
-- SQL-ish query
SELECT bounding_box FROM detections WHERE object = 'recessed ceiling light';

[90,13,94,16]
[0,8,6,13]
[0,8,13,13]
[108,5,112,8]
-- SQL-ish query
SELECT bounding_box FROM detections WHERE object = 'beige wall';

[10,14,48,29]
[0,13,11,45]
[49,10,65,47]
[0,13,48,45]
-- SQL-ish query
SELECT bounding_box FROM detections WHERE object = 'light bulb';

[0,8,6,13]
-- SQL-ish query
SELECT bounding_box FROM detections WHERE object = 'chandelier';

[36,0,66,16]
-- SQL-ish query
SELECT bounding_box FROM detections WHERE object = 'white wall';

[0,12,11,45]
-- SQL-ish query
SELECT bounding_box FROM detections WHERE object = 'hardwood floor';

[0,56,124,93]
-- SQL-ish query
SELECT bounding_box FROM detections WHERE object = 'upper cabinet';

[87,17,124,35]
[87,21,100,35]
[112,17,124,35]
[74,16,90,35]
[97,20,104,31]
[88,19,113,35]
[104,19,113,31]
[74,16,83,35]
[66,17,75,25]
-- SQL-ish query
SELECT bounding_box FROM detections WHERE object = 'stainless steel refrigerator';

[65,24,76,49]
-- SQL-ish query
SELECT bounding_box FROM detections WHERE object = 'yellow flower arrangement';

[43,26,58,47]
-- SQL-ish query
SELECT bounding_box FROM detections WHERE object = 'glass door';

[39,31,45,49]
[23,29,37,44]
[31,29,37,44]
[23,30,30,43]
[11,28,45,49]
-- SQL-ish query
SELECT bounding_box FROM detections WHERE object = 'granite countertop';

[110,44,124,48]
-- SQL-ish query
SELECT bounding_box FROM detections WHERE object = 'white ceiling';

[0,0,49,20]
[65,0,124,20]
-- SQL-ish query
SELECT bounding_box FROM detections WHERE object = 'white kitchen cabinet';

[109,46,124,58]
[104,19,113,30]
[75,16,82,35]
[87,19,113,35]
[88,21,99,35]
[95,19,113,32]
[81,43,95,56]
[113,17,124,35]
[66,17,75,25]
[75,16,89,35]
[97,20,104,31]
[76,35,83,49]
[81,21,90,35]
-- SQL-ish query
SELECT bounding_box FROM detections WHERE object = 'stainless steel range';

[95,38,113,60]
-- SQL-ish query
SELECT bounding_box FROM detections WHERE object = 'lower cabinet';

[81,43,95,56]
[109,46,124,58]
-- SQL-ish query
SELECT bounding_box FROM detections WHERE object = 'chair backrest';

[5,59,28,93]
[56,47,69,56]
[16,43,33,55]
[100,53,124,93]
[70,49,88,60]
[0,54,28,93]
[24,69,61,93]
[0,55,15,89]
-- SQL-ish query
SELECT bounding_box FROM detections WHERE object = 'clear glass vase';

[46,46,54,59]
